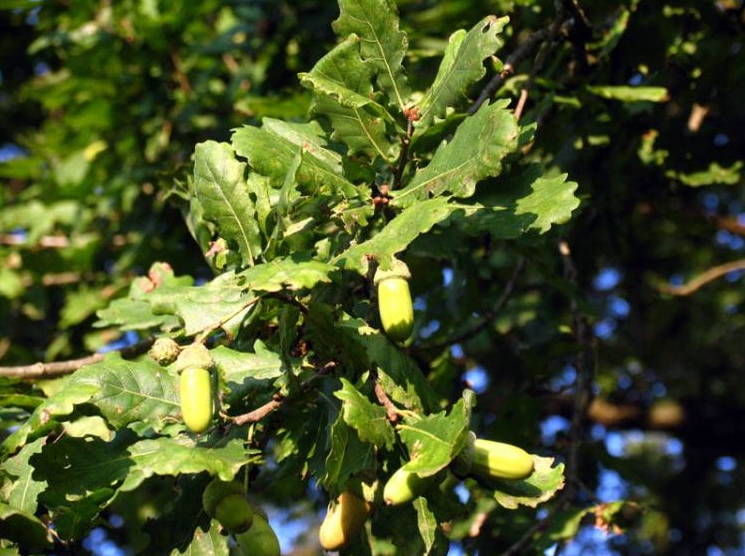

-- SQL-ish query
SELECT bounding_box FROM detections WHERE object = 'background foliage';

[2,0,745,555]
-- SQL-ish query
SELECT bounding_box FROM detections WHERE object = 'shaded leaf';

[322,411,375,492]
[338,316,440,413]
[0,502,53,552]
[121,436,259,492]
[586,85,669,103]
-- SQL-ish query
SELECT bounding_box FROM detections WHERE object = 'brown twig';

[0,340,153,379]
[233,397,284,426]
[230,360,338,425]
[559,239,596,497]
[423,257,526,351]
[392,109,417,189]
[469,28,551,115]
[656,258,745,296]
[374,376,399,423]
[498,241,595,556]
[0,234,71,248]
[470,0,589,116]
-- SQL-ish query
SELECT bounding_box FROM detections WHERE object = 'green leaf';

[335,378,396,449]
[121,436,259,491]
[394,100,519,208]
[322,411,375,491]
[334,197,455,273]
[231,125,360,199]
[334,0,410,111]
[2,374,101,455]
[491,455,565,509]
[146,271,256,337]
[586,85,669,103]
[668,161,743,187]
[413,497,449,556]
[95,297,182,332]
[300,35,398,160]
[261,118,343,170]
[416,16,509,130]
[453,165,580,237]
[170,522,229,556]
[212,343,283,381]
[69,355,179,430]
[1,438,47,515]
[193,141,263,267]
[239,255,337,292]
[397,398,470,476]
[0,502,52,552]
[597,8,630,60]
[338,315,440,413]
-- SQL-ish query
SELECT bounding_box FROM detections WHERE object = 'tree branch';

[656,258,745,296]
[423,257,525,351]
[559,239,596,498]
[470,0,590,116]
[0,341,153,379]
[230,361,338,425]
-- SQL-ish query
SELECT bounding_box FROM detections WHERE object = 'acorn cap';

[174,343,213,375]
[373,258,411,285]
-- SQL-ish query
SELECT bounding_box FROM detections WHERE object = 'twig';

[0,341,153,379]
[230,361,338,425]
[392,109,417,189]
[513,36,553,122]
[0,234,71,248]
[423,257,525,351]
[470,0,589,116]
[233,396,284,426]
[657,258,745,296]
[374,375,399,423]
[498,241,595,556]
[195,296,262,343]
[558,240,595,497]
[469,28,551,115]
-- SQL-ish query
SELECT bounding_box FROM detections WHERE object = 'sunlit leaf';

[395,100,519,208]
[193,141,263,267]
[334,0,410,110]
[416,16,509,130]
